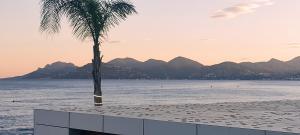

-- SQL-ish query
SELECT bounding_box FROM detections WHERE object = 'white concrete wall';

[198,124,230,135]
[266,131,300,135]
[103,116,143,135]
[34,109,69,128]
[33,109,300,135]
[70,112,104,132]
[34,125,69,135]
[144,120,197,135]
[229,127,265,135]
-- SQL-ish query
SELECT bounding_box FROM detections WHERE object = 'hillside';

[9,56,300,80]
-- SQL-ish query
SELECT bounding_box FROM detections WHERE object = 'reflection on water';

[1,80,300,134]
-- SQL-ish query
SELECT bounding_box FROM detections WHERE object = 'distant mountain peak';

[289,56,300,63]
[107,57,141,67]
[268,58,282,63]
[109,57,140,63]
[169,56,190,62]
[17,61,78,79]
[145,59,166,64]
[220,61,238,64]
[44,61,76,70]
[168,56,204,68]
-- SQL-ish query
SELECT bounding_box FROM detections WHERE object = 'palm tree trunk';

[92,42,103,106]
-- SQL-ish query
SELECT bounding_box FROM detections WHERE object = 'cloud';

[287,43,300,46]
[287,43,300,49]
[288,45,300,49]
[108,40,122,44]
[211,0,274,19]
[253,0,274,5]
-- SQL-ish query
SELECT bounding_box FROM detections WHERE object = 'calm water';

[1,80,300,134]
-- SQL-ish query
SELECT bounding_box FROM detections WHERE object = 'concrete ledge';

[266,131,300,135]
[144,119,197,135]
[70,112,103,132]
[34,109,69,127]
[229,127,265,135]
[34,125,69,135]
[104,116,143,135]
[198,124,230,135]
[197,125,266,135]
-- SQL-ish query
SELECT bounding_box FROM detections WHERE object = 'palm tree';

[40,0,137,106]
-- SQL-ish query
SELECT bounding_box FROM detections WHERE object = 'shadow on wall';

[70,129,117,135]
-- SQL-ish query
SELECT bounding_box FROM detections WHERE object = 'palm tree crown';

[40,0,137,43]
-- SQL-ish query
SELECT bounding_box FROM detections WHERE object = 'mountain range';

[8,56,300,80]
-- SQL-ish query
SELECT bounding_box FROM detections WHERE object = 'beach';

[41,100,300,134]
[2,80,300,134]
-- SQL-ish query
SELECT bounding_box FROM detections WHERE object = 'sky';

[1,0,300,78]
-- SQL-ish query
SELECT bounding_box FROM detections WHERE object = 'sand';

[50,100,300,133]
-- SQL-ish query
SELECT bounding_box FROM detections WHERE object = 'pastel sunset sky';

[1,0,300,78]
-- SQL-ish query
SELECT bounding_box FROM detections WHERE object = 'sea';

[1,80,300,134]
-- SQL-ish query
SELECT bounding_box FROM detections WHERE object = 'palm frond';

[101,0,137,36]
[40,0,65,34]
[40,0,137,42]
[61,0,95,40]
